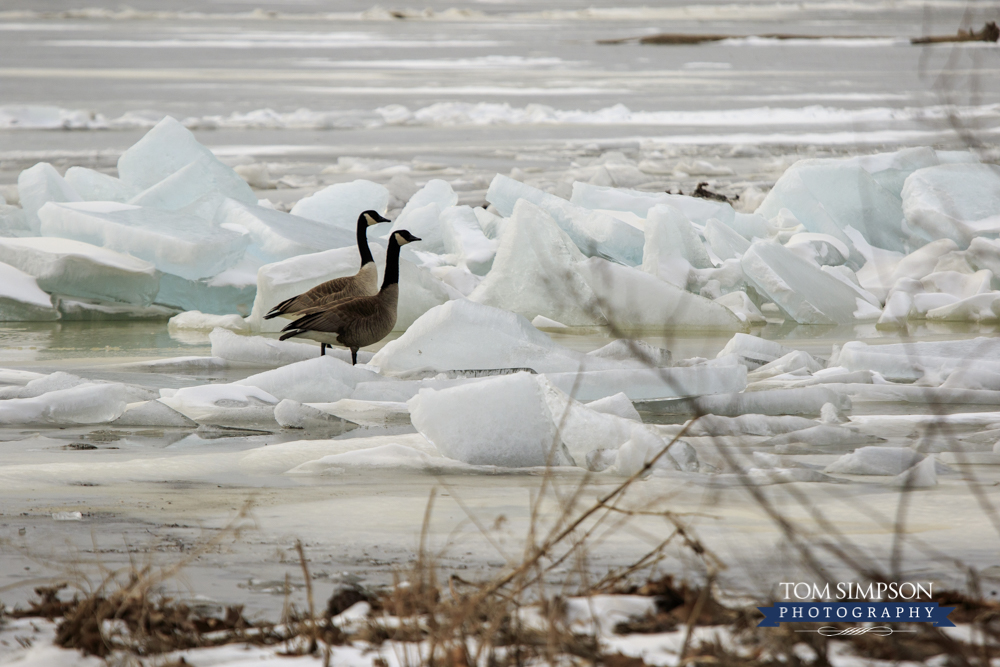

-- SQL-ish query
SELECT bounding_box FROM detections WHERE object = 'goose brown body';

[279,230,420,364]
[264,210,388,320]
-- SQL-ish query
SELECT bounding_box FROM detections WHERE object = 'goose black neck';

[356,215,374,266]
[382,236,402,289]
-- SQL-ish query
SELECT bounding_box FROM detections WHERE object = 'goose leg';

[320,343,327,356]
[351,348,358,366]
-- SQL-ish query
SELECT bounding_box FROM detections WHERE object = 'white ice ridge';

[3,102,998,131]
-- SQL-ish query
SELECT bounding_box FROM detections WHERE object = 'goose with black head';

[279,230,421,364]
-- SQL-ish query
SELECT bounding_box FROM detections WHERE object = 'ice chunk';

[544,365,747,401]
[387,202,443,253]
[613,427,687,476]
[639,385,849,417]
[64,166,139,202]
[38,202,249,281]
[902,163,1000,248]
[571,181,736,225]
[289,180,389,233]
[586,392,641,422]
[129,154,256,211]
[641,205,712,279]
[967,238,1000,276]
[235,356,379,403]
[440,205,497,275]
[215,199,355,263]
[876,290,912,327]
[247,243,450,333]
[274,399,357,432]
[836,147,941,196]
[891,455,937,488]
[714,291,766,325]
[764,425,884,450]
[0,261,60,321]
[158,384,279,427]
[717,333,795,369]
[757,161,907,256]
[578,257,745,331]
[287,443,442,473]
[0,383,129,425]
[705,218,750,261]
[372,300,612,375]
[784,232,849,267]
[531,315,567,329]
[58,298,175,321]
[156,261,258,316]
[432,265,481,296]
[587,339,671,367]
[468,199,604,326]
[17,162,82,233]
[686,414,818,437]
[857,239,958,302]
[921,269,992,299]
[0,237,159,306]
[113,400,197,427]
[942,367,1000,391]
[210,327,369,367]
[926,292,1000,323]
[398,178,457,217]
[409,372,565,467]
[474,206,506,239]
[308,399,411,427]
[748,350,823,380]
[169,310,249,333]
[0,204,30,236]
[0,371,85,399]
[742,240,881,324]
[825,446,924,475]
[118,116,235,191]
[487,175,644,266]
[837,338,1000,381]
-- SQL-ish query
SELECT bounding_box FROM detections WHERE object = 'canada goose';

[280,230,421,364]
[264,209,390,320]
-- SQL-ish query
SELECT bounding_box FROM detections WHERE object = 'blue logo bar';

[757,602,955,627]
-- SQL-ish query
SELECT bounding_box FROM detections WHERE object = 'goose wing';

[282,295,384,336]
[264,274,367,319]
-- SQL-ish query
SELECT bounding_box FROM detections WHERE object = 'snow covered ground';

[1,2,1000,665]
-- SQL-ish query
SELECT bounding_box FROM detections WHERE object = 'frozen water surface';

[1,0,1000,644]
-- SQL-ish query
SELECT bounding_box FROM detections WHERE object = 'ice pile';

[0,117,421,320]
[5,134,996,329]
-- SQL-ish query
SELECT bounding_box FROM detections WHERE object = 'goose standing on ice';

[264,209,390,320]
[280,230,421,364]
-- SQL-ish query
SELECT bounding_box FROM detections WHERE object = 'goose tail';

[264,296,297,320]
[279,329,305,342]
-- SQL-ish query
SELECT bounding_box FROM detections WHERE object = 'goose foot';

[351,348,358,366]
[320,343,327,356]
